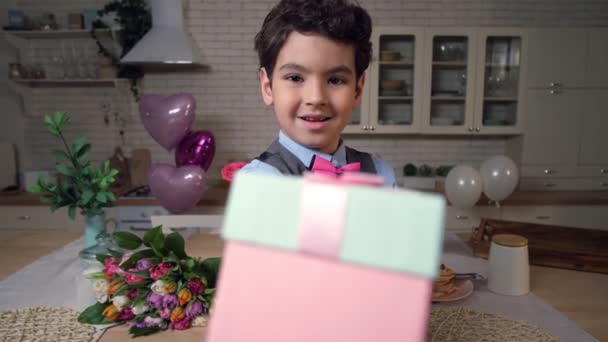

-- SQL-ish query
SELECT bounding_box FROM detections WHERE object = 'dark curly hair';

[254,0,372,82]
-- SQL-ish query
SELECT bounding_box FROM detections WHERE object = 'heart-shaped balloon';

[139,93,196,150]
[175,130,216,171]
[148,163,207,214]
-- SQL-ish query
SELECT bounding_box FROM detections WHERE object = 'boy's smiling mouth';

[298,114,332,122]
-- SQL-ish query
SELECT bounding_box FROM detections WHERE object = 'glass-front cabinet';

[345,27,526,135]
[421,28,477,134]
[344,27,424,134]
[473,29,527,134]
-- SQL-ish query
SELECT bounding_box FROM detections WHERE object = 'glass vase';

[79,212,117,263]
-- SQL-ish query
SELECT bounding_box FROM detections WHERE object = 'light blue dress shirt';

[240,131,397,187]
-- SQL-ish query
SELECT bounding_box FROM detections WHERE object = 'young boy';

[241,0,397,187]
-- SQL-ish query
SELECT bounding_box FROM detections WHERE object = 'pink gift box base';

[207,241,432,342]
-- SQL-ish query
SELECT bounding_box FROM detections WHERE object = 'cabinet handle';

[544,182,557,187]
[601,168,607,174]
[468,126,474,132]
[362,125,368,131]
[543,169,556,175]
[549,89,561,95]
[549,82,563,87]
[601,181,608,187]
[18,215,31,220]
[369,125,375,131]
[536,215,551,220]
[455,215,469,220]
[474,127,480,132]
[140,212,148,218]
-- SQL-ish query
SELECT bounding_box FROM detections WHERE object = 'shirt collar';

[278,131,347,168]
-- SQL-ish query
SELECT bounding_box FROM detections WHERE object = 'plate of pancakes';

[432,264,474,302]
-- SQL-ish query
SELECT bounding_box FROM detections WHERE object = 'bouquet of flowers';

[78,226,220,337]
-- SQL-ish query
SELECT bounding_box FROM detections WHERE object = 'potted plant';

[28,112,119,253]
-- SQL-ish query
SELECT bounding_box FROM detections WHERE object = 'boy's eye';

[285,74,304,83]
[328,76,347,85]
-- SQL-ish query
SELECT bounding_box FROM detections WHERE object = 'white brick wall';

[9,0,608,184]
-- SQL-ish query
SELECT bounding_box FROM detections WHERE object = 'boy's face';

[260,31,365,154]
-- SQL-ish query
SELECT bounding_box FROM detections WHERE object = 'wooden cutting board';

[130,148,151,188]
[469,218,608,274]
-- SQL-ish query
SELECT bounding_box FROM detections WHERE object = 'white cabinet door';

[585,28,608,88]
[579,90,608,165]
[521,89,583,165]
[445,205,501,232]
[0,206,84,230]
[527,29,587,88]
[501,206,608,230]
[343,68,372,134]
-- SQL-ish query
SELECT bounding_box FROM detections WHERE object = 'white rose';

[112,295,130,310]
[191,315,208,327]
[96,293,108,304]
[94,279,109,295]
[150,280,168,294]
[132,303,149,315]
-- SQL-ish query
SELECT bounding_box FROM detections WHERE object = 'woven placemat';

[428,307,558,342]
[0,307,95,342]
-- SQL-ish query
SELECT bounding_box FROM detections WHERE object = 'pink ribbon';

[297,172,384,258]
[310,156,361,175]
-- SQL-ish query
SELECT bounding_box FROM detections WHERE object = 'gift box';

[207,172,446,342]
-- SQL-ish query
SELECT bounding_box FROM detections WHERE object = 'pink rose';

[118,307,135,321]
[149,262,173,280]
[186,278,205,296]
[125,270,145,284]
[169,318,191,330]
[127,288,138,301]
[103,257,125,281]
[221,162,247,182]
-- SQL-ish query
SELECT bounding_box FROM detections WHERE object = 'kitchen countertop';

[1,188,608,206]
[0,230,606,341]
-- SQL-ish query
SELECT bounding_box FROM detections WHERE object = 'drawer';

[0,206,84,230]
[520,165,579,178]
[519,178,607,191]
[576,166,608,177]
[445,206,501,232]
[501,206,608,230]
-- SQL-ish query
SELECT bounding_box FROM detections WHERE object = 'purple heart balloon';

[175,130,216,171]
[139,93,196,150]
[148,163,207,214]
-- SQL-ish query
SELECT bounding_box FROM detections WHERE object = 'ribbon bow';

[310,156,360,175]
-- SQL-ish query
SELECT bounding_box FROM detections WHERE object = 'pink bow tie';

[310,156,360,175]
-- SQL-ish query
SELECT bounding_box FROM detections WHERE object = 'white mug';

[488,234,530,296]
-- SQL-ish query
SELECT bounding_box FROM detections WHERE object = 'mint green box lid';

[222,173,446,279]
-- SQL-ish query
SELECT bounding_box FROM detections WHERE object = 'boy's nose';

[304,79,328,107]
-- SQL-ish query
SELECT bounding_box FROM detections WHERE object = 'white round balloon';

[480,155,519,202]
[445,165,483,209]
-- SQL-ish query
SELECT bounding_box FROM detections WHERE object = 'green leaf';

[81,190,94,205]
[40,194,55,203]
[120,249,156,270]
[53,111,66,127]
[165,232,187,259]
[55,163,75,177]
[47,126,60,137]
[102,160,109,173]
[128,270,152,279]
[51,149,70,161]
[201,257,221,289]
[76,144,91,163]
[72,136,87,154]
[143,226,164,250]
[44,114,54,127]
[112,231,143,250]
[129,326,161,338]
[68,206,76,220]
[28,184,43,193]
[108,248,123,262]
[96,192,107,204]
[78,302,110,324]
[106,192,116,203]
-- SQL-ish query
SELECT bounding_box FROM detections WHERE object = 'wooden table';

[1,230,607,341]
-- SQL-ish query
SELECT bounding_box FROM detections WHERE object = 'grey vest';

[257,140,377,175]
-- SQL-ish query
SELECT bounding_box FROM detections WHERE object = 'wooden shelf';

[378,96,413,100]
[11,78,126,86]
[3,28,112,39]
[431,96,466,101]
[484,97,518,101]
[432,61,467,67]
[379,61,414,66]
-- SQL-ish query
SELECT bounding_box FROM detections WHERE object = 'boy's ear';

[354,73,366,108]
[260,67,274,106]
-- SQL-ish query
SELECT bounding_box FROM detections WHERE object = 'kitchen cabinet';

[344,27,425,134]
[585,28,608,88]
[444,205,501,233]
[579,90,608,166]
[501,206,608,231]
[0,206,85,230]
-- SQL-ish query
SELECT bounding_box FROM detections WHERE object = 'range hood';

[121,0,202,64]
